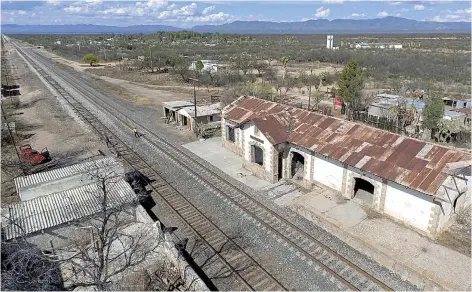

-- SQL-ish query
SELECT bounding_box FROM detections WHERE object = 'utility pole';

[188,78,199,119]
[308,68,312,110]
[149,45,153,73]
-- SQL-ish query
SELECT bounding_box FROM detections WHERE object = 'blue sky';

[1,1,471,27]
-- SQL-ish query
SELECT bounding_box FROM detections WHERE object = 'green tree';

[83,53,99,66]
[195,60,204,77]
[422,92,445,130]
[280,56,289,79]
[337,59,364,112]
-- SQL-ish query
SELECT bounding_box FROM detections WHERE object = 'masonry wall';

[241,122,278,183]
[287,144,441,235]
[312,156,344,191]
[383,185,434,232]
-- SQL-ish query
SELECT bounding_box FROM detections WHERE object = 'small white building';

[189,60,218,73]
[221,96,471,236]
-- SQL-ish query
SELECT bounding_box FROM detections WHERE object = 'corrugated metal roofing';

[14,157,119,191]
[223,96,471,197]
[162,100,194,110]
[2,179,136,240]
[180,102,222,117]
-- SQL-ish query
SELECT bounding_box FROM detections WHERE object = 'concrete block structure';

[221,96,471,236]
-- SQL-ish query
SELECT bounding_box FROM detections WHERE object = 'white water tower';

[326,35,334,49]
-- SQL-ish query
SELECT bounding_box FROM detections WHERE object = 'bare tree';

[59,162,162,290]
[1,240,64,290]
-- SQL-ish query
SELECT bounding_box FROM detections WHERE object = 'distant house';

[221,96,471,236]
[443,96,471,109]
[189,60,218,73]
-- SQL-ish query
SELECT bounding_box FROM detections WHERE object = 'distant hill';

[2,17,470,34]
[192,17,471,34]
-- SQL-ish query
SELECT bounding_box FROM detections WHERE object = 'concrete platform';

[278,183,471,291]
[183,137,274,190]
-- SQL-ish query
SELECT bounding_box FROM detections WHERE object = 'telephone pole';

[188,78,199,118]
[149,45,153,73]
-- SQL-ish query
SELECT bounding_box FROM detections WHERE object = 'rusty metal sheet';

[384,164,406,181]
[425,172,448,194]
[405,157,429,171]
[331,147,347,160]
[325,133,337,143]
[317,117,336,129]
[395,152,417,168]
[346,124,360,135]
[345,152,364,166]
[409,168,432,189]
[418,169,441,193]
[404,139,426,157]
[378,133,396,147]
[426,147,449,168]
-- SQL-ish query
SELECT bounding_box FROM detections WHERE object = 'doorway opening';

[251,145,264,166]
[353,177,374,205]
[183,116,188,126]
[278,152,283,180]
[291,152,305,180]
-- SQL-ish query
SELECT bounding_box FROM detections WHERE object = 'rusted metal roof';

[223,96,471,197]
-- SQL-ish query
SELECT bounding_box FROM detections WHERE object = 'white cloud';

[17,10,27,15]
[180,3,198,16]
[31,13,37,17]
[389,2,402,6]
[431,14,469,22]
[145,0,168,9]
[455,8,471,14]
[377,11,389,17]
[64,6,90,14]
[322,0,344,4]
[46,0,61,6]
[85,0,103,5]
[351,13,366,18]
[184,12,234,24]
[202,5,215,15]
[300,17,315,21]
[315,6,330,18]
[396,8,409,12]
[413,5,425,11]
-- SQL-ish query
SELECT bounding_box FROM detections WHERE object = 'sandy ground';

[1,43,107,206]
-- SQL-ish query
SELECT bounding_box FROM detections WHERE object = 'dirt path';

[1,43,107,205]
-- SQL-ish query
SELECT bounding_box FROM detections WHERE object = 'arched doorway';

[353,177,375,205]
[291,152,305,180]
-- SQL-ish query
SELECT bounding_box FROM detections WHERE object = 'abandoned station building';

[221,96,471,236]
[162,100,222,131]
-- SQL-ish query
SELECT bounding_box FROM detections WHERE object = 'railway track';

[17,44,395,291]
[16,45,285,291]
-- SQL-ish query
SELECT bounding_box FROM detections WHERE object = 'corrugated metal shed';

[2,179,136,240]
[223,96,471,197]
[14,157,120,191]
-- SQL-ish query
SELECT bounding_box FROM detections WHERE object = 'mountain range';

[2,17,470,34]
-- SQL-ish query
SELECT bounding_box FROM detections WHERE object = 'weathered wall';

[384,185,434,232]
[312,156,344,191]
